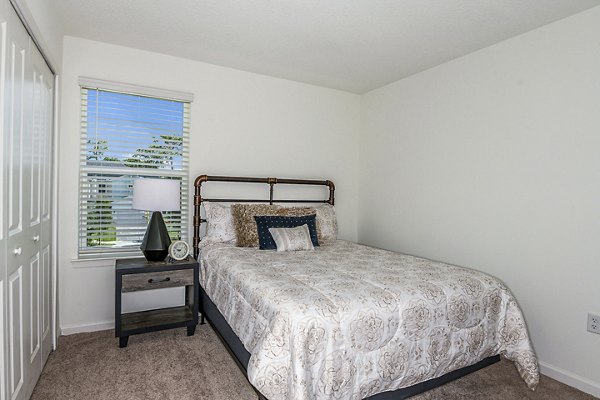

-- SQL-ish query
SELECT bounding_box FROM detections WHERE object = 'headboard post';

[193,175,209,259]
[326,180,335,205]
[192,175,335,260]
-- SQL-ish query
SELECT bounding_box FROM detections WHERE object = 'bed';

[192,175,539,400]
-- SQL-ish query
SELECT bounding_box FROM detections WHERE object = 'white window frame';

[77,77,193,259]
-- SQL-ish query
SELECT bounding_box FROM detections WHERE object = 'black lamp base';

[141,211,171,262]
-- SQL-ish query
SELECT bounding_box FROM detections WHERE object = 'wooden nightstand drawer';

[121,269,194,292]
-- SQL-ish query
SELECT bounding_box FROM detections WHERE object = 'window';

[78,79,192,258]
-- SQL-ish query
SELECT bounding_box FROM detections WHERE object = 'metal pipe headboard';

[193,175,335,259]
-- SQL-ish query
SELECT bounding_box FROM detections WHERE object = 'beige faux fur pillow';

[279,206,317,217]
[232,204,280,247]
[231,204,317,247]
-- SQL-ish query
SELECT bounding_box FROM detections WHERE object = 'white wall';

[360,6,600,395]
[58,36,360,333]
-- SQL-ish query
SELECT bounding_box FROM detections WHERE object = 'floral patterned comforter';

[200,240,539,400]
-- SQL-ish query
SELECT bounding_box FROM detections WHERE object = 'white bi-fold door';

[0,2,55,399]
[2,7,30,399]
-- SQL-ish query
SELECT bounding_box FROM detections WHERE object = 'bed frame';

[193,174,335,259]
[192,174,500,400]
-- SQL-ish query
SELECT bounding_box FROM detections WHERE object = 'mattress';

[199,240,539,400]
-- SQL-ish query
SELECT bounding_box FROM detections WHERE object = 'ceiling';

[54,0,600,93]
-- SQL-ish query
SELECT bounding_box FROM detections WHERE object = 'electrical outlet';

[588,313,600,334]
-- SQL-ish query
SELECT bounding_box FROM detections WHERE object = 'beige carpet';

[32,324,596,400]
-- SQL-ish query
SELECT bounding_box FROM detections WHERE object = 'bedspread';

[200,240,538,400]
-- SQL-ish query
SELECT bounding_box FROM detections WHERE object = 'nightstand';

[115,257,199,348]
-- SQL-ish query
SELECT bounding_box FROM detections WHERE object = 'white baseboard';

[539,361,600,398]
[60,321,114,335]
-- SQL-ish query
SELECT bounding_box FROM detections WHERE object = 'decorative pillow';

[254,214,319,250]
[279,204,338,242]
[232,204,281,247]
[315,204,338,242]
[268,225,315,252]
[203,202,236,243]
[278,206,317,218]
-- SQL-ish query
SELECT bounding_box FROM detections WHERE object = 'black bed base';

[201,289,500,400]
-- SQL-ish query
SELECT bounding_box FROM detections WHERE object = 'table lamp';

[133,178,180,261]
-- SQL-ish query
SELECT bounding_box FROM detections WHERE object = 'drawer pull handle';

[13,248,22,256]
[148,277,170,284]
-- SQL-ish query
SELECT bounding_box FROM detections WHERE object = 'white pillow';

[268,224,315,252]
[315,204,338,242]
[203,202,236,243]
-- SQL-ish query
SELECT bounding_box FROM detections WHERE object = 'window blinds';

[78,86,190,258]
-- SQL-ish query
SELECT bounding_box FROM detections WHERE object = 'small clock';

[168,240,189,261]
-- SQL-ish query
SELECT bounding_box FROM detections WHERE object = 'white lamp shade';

[132,178,181,211]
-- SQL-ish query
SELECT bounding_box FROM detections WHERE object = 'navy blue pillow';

[254,214,319,250]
